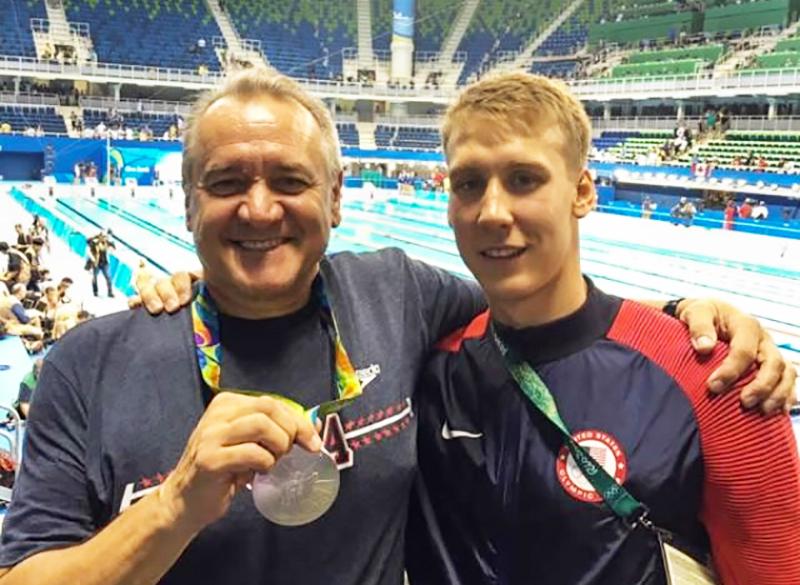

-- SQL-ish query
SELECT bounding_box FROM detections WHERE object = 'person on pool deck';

[0,67,793,585]
[406,72,800,585]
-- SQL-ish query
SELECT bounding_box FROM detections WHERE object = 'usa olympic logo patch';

[556,429,628,503]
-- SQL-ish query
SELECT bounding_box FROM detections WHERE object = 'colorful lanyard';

[492,326,647,525]
[191,277,362,422]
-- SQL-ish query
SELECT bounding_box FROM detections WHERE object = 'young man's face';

[446,113,594,319]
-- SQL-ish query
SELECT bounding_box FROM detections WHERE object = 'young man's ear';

[573,169,596,219]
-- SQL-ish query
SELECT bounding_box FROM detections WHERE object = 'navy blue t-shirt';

[0,249,485,585]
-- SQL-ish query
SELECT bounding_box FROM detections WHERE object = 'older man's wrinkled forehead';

[195,94,323,163]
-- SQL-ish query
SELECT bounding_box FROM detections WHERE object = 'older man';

[0,68,792,585]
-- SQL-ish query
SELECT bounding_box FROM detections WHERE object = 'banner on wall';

[111,145,183,186]
[392,0,415,42]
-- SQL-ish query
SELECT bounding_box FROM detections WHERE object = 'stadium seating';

[415,0,460,53]
[610,59,706,78]
[531,59,580,78]
[336,123,359,148]
[225,0,356,78]
[626,45,725,64]
[0,0,47,58]
[371,0,391,53]
[535,16,587,57]
[601,129,800,170]
[755,51,800,69]
[457,0,568,84]
[375,125,440,150]
[82,109,178,137]
[63,0,222,71]
[0,105,66,134]
[592,131,642,151]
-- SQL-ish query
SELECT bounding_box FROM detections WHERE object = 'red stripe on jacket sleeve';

[607,300,800,585]
[435,310,490,353]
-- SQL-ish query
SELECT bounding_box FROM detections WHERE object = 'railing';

[80,96,191,115]
[334,112,358,123]
[6,52,800,102]
[592,116,800,133]
[0,92,60,106]
[568,68,800,98]
[30,18,90,39]
[240,38,263,53]
[375,114,441,127]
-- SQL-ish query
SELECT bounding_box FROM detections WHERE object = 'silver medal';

[252,448,340,526]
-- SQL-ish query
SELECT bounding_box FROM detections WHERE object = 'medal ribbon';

[492,326,645,522]
[191,277,362,422]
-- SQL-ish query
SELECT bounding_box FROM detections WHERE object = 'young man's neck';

[489,269,588,329]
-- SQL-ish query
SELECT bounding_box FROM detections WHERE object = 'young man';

[407,73,800,585]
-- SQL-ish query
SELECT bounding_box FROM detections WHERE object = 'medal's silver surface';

[252,448,340,526]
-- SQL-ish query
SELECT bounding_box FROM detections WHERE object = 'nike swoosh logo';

[441,421,483,440]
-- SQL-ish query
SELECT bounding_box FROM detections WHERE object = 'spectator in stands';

[94,121,107,139]
[752,200,769,220]
[15,359,43,420]
[705,108,718,135]
[0,121,11,134]
[0,284,43,350]
[24,238,46,293]
[30,215,49,252]
[0,285,36,328]
[723,200,736,230]
[34,285,61,339]
[718,107,731,133]
[13,225,29,249]
[57,276,75,305]
[641,195,656,219]
[671,196,696,227]
[739,198,754,219]
[0,242,31,288]
[86,229,115,298]
[51,308,91,342]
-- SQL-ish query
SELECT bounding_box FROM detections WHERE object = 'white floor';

[0,194,129,318]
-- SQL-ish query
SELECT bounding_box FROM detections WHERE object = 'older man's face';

[187,94,341,315]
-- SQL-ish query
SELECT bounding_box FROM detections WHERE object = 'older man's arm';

[640,298,796,414]
[0,487,198,585]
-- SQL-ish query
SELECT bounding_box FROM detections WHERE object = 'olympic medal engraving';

[252,448,340,526]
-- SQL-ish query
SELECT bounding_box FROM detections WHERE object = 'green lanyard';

[492,326,648,526]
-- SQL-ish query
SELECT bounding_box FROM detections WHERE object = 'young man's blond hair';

[442,72,592,173]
